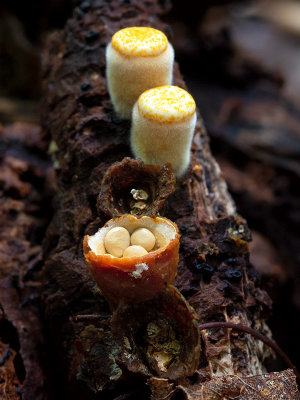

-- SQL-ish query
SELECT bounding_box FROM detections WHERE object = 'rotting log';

[40,1,300,399]
[0,123,53,399]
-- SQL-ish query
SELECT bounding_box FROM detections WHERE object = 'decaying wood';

[0,123,53,399]
[40,0,299,398]
[175,1,300,368]
[149,369,299,400]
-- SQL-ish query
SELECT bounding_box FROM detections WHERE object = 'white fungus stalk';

[131,85,197,177]
[106,27,174,119]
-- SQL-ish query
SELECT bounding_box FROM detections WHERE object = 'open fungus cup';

[112,285,201,379]
[83,215,180,309]
[97,157,176,218]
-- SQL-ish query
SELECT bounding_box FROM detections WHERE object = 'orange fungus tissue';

[83,214,180,309]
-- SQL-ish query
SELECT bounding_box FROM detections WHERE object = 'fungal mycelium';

[106,27,174,119]
[83,214,180,309]
[131,85,197,177]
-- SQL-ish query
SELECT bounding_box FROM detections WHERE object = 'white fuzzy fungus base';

[106,43,174,119]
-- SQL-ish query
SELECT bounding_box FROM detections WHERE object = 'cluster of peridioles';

[83,27,201,379]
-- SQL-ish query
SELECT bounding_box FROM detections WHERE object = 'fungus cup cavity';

[97,157,176,218]
[131,85,197,177]
[112,285,201,379]
[106,27,174,119]
[83,215,180,309]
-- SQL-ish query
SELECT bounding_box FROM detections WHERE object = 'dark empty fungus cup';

[97,157,176,218]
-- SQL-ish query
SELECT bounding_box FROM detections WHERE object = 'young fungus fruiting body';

[106,27,174,119]
[83,215,180,309]
[131,85,197,177]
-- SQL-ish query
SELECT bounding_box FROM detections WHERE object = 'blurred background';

[0,0,299,374]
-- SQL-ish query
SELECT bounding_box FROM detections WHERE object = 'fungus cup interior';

[112,285,201,380]
[97,157,176,218]
[87,215,177,259]
[105,171,154,216]
[84,215,180,308]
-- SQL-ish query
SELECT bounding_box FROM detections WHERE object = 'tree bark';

[40,0,299,399]
[0,123,53,399]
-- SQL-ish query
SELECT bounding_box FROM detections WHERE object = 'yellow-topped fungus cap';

[137,86,196,123]
[111,27,168,57]
[131,85,197,177]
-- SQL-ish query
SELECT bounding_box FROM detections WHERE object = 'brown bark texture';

[0,123,54,399]
[40,0,299,399]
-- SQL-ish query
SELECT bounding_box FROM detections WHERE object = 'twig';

[0,344,10,366]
